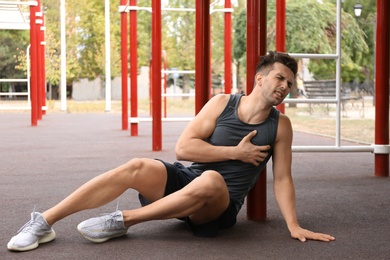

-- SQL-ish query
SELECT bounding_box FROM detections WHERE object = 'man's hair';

[255,51,298,76]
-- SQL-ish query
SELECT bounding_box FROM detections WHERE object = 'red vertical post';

[130,0,138,136]
[29,1,38,126]
[275,0,286,113]
[195,0,211,114]
[245,0,259,94]
[374,0,389,177]
[224,0,232,94]
[120,0,128,131]
[246,0,268,221]
[151,0,162,151]
[36,8,43,120]
[40,10,46,116]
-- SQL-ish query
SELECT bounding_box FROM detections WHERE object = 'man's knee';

[123,158,167,199]
[112,158,155,183]
[194,171,228,198]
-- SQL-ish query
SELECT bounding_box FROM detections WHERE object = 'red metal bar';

[29,2,38,126]
[224,0,232,94]
[246,0,268,222]
[36,7,43,120]
[130,0,138,136]
[120,0,128,131]
[275,0,286,113]
[245,0,259,94]
[374,0,389,177]
[40,10,46,116]
[195,0,211,114]
[151,0,162,151]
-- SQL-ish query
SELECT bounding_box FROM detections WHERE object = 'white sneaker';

[77,210,128,243]
[7,211,56,252]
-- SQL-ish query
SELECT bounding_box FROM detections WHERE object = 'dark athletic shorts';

[138,160,238,237]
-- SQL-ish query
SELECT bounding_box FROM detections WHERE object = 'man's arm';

[272,114,335,242]
[175,94,269,165]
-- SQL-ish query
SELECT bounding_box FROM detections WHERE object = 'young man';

[7,51,335,252]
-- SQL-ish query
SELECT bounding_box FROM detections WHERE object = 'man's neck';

[237,95,272,124]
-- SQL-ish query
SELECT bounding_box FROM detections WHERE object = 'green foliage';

[0,30,29,79]
[233,9,246,64]
[0,0,374,93]
[162,0,195,71]
[342,0,376,82]
[267,0,368,81]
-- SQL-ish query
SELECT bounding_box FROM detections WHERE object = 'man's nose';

[281,80,288,90]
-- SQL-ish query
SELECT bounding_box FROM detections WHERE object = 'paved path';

[1,113,389,259]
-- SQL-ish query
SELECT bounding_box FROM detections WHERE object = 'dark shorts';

[138,160,238,237]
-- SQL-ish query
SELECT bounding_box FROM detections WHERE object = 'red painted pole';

[130,0,138,136]
[275,0,286,113]
[195,0,211,114]
[374,0,389,177]
[224,0,232,94]
[120,0,128,131]
[151,0,162,151]
[36,8,43,120]
[29,2,38,126]
[246,0,268,221]
[40,10,46,116]
[245,0,259,95]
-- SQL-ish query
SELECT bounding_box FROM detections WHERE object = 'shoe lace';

[16,206,39,234]
[99,202,123,231]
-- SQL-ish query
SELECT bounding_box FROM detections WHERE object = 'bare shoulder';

[196,94,231,117]
[180,94,231,140]
[276,113,293,142]
[206,94,231,108]
[278,113,292,126]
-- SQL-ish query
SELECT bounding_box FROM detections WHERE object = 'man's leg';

[78,169,230,242]
[122,170,230,227]
[8,158,168,251]
[43,158,168,225]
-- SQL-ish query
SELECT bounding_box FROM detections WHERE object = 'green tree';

[267,0,368,82]
[4,0,370,100]
[43,0,61,87]
[0,30,29,79]
[161,0,196,93]
[0,30,29,94]
[342,0,376,88]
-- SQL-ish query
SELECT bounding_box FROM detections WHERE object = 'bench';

[303,80,364,117]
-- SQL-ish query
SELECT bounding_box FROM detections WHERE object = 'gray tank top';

[189,94,280,211]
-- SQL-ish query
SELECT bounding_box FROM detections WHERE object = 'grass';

[285,106,375,144]
[3,98,382,144]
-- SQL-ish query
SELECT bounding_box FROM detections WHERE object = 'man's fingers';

[293,230,335,242]
[245,130,257,140]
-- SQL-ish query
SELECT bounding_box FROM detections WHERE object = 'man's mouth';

[274,90,284,98]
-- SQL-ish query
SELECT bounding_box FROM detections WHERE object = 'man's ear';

[255,73,263,86]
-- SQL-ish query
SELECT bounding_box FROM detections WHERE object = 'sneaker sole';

[77,225,127,243]
[7,230,56,252]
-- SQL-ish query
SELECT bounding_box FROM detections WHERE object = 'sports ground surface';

[1,113,389,259]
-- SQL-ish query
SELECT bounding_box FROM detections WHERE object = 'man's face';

[259,62,295,106]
